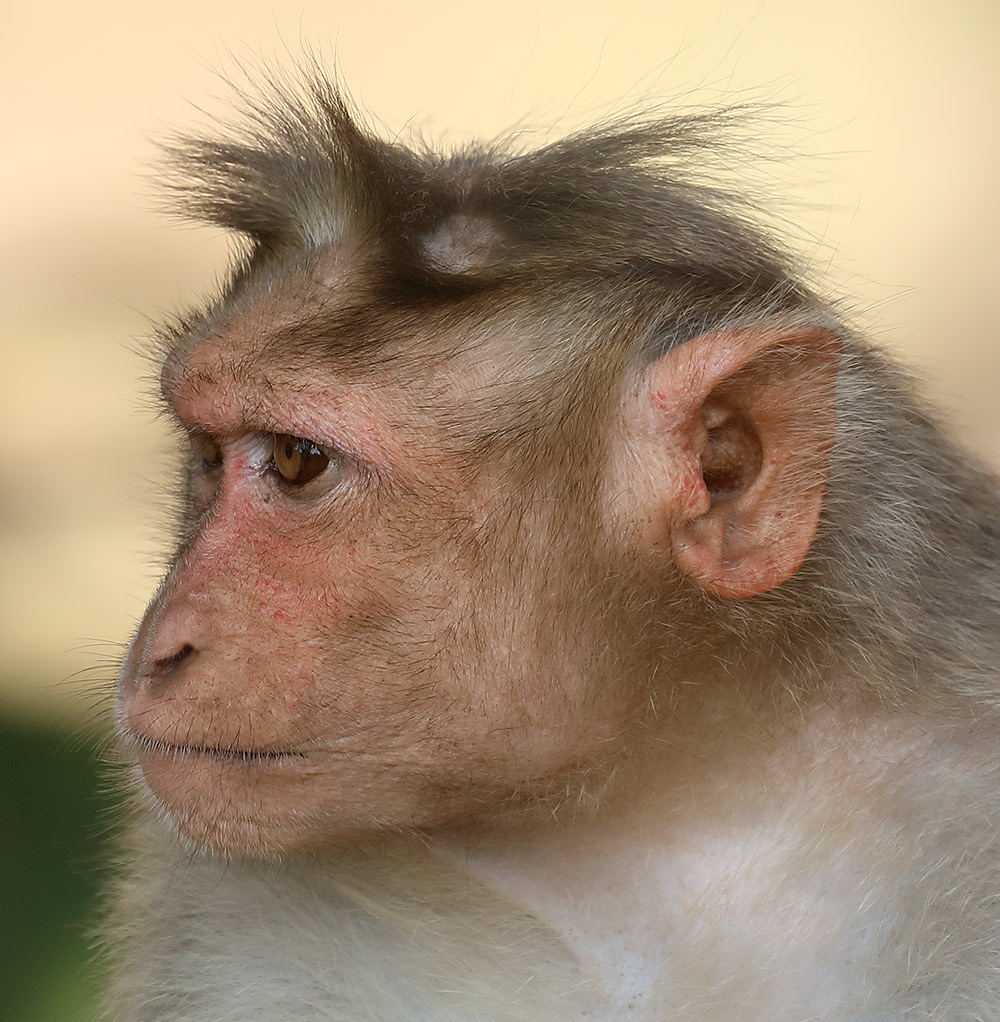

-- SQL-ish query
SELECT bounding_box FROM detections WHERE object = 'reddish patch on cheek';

[261,599,295,624]
[255,570,302,620]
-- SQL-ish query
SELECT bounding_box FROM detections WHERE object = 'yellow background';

[1,0,998,720]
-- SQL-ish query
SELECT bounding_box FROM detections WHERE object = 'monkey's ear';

[629,325,840,598]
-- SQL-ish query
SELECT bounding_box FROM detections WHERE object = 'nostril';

[151,643,196,675]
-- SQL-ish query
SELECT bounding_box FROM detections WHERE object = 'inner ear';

[699,396,763,502]
[630,324,840,599]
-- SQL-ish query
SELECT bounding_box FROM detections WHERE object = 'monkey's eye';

[272,434,332,486]
[193,435,223,473]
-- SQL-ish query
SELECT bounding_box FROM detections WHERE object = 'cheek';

[238,513,366,634]
[129,485,649,851]
[413,558,639,780]
[235,517,460,734]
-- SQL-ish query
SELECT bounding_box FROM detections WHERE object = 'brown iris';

[194,435,222,471]
[273,435,330,485]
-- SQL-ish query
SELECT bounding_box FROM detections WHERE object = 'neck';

[432,694,932,1018]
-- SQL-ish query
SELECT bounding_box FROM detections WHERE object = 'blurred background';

[1,1,998,1018]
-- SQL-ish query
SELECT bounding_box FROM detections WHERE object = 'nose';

[148,641,197,679]
[121,596,206,699]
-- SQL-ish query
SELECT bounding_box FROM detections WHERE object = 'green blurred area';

[0,708,118,1022]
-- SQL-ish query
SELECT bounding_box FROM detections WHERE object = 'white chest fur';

[437,709,1000,1020]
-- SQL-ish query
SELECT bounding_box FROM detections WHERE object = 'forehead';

[159,255,393,436]
[158,242,614,465]
[164,246,363,375]
[158,256,525,446]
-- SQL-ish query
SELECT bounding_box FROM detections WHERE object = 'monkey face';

[115,288,650,858]
[114,220,837,859]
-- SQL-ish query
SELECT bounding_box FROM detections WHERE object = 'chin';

[132,743,342,857]
[128,739,441,856]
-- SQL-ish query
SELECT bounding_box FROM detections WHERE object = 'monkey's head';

[116,77,838,857]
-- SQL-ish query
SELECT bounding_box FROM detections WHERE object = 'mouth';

[121,727,307,765]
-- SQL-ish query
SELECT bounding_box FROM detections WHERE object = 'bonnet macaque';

[106,73,1000,1021]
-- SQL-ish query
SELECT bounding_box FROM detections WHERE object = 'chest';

[157,817,937,1022]
[548,813,904,1019]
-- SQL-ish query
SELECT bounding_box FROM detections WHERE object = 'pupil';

[285,440,296,459]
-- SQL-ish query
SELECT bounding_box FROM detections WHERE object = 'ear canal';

[699,398,763,502]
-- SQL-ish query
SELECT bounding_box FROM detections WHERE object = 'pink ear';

[638,325,840,598]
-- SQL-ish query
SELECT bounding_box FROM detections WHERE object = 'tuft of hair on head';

[159,64,815,323]
[159,69,417,253]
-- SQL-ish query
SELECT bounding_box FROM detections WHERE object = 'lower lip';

[127,732,305,766]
